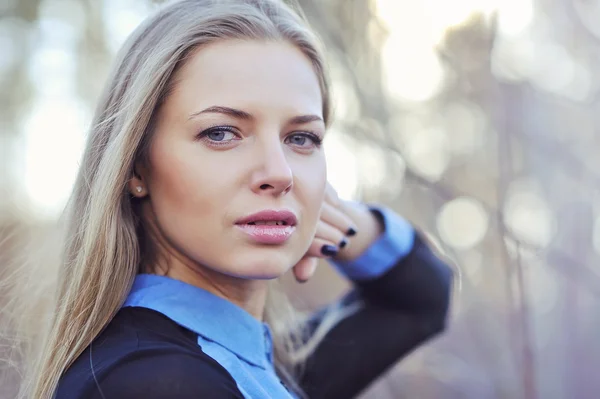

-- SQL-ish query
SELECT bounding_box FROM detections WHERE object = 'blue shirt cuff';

[329,206,415,281]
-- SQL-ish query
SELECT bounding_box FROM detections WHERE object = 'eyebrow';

[188,106,323,125]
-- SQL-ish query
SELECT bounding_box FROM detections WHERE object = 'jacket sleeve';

[299,207,454,399]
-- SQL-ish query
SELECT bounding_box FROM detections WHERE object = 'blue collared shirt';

[123,206,414,399]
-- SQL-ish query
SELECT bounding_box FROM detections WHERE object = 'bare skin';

[129,40,382,319]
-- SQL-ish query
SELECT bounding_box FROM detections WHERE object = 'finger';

[316,220,347,247]
[306,237,342,259]
[292,256,318,283]
[320,201,358,237]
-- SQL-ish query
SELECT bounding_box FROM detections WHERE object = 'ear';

[128,164,148,198]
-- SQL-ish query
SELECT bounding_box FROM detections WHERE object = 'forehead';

[167,40,323,117]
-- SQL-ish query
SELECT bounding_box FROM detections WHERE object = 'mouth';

[246,220,290,226]
[234,210,298,244]
[235,210,298,227]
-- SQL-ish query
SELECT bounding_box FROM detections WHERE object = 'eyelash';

[287,132,323,148]
[195,126,323,148]
[195,125,239,146]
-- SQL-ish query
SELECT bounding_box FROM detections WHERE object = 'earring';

[135,186,143,193]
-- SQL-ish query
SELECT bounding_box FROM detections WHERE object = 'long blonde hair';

[19,1,336,397]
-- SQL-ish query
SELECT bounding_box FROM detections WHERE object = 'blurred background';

[2,0,600,398]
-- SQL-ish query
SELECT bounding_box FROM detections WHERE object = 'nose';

[250,140,293,197]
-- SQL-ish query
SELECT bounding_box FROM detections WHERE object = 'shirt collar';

[123,274,273,369]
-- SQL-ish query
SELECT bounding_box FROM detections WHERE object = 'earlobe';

[128,176,147,197]
[129,163,149,197]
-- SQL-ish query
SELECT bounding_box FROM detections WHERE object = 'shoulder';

[83,350,243,398]
[56,307,243,399]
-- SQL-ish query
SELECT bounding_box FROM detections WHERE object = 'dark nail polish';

[346,227,357,236]
[321,244,338,257]
[339,238,348,248]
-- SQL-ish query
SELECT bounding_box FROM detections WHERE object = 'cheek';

[148,132,243,205]
[292,155,327,228]
[146,139,235,246]
[150,147,209,211]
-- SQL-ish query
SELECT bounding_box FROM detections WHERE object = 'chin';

[227,250,297,280]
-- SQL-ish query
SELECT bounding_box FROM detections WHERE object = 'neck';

[164,263,269,320]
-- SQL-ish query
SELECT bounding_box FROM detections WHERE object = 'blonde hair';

[17,0,339,397]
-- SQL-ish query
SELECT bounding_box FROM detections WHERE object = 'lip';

[235,209,297,245]
[235,209,297,226]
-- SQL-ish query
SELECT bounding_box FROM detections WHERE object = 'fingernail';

[346,227,357,236]
[296,277,308,284]
[339,238,348,248]
[321,244,338,257]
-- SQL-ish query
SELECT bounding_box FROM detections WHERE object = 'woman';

[23,0,453,398]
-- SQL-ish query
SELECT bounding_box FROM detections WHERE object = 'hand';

[292,183,356,282]
[292,183,384,282]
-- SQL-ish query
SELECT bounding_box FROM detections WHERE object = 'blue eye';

[206,130,234,141]
[285,132,323,149]
[196,126,240,145]
[289,135,307,145]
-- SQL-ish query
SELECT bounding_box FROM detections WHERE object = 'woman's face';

[138,40,327,280]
